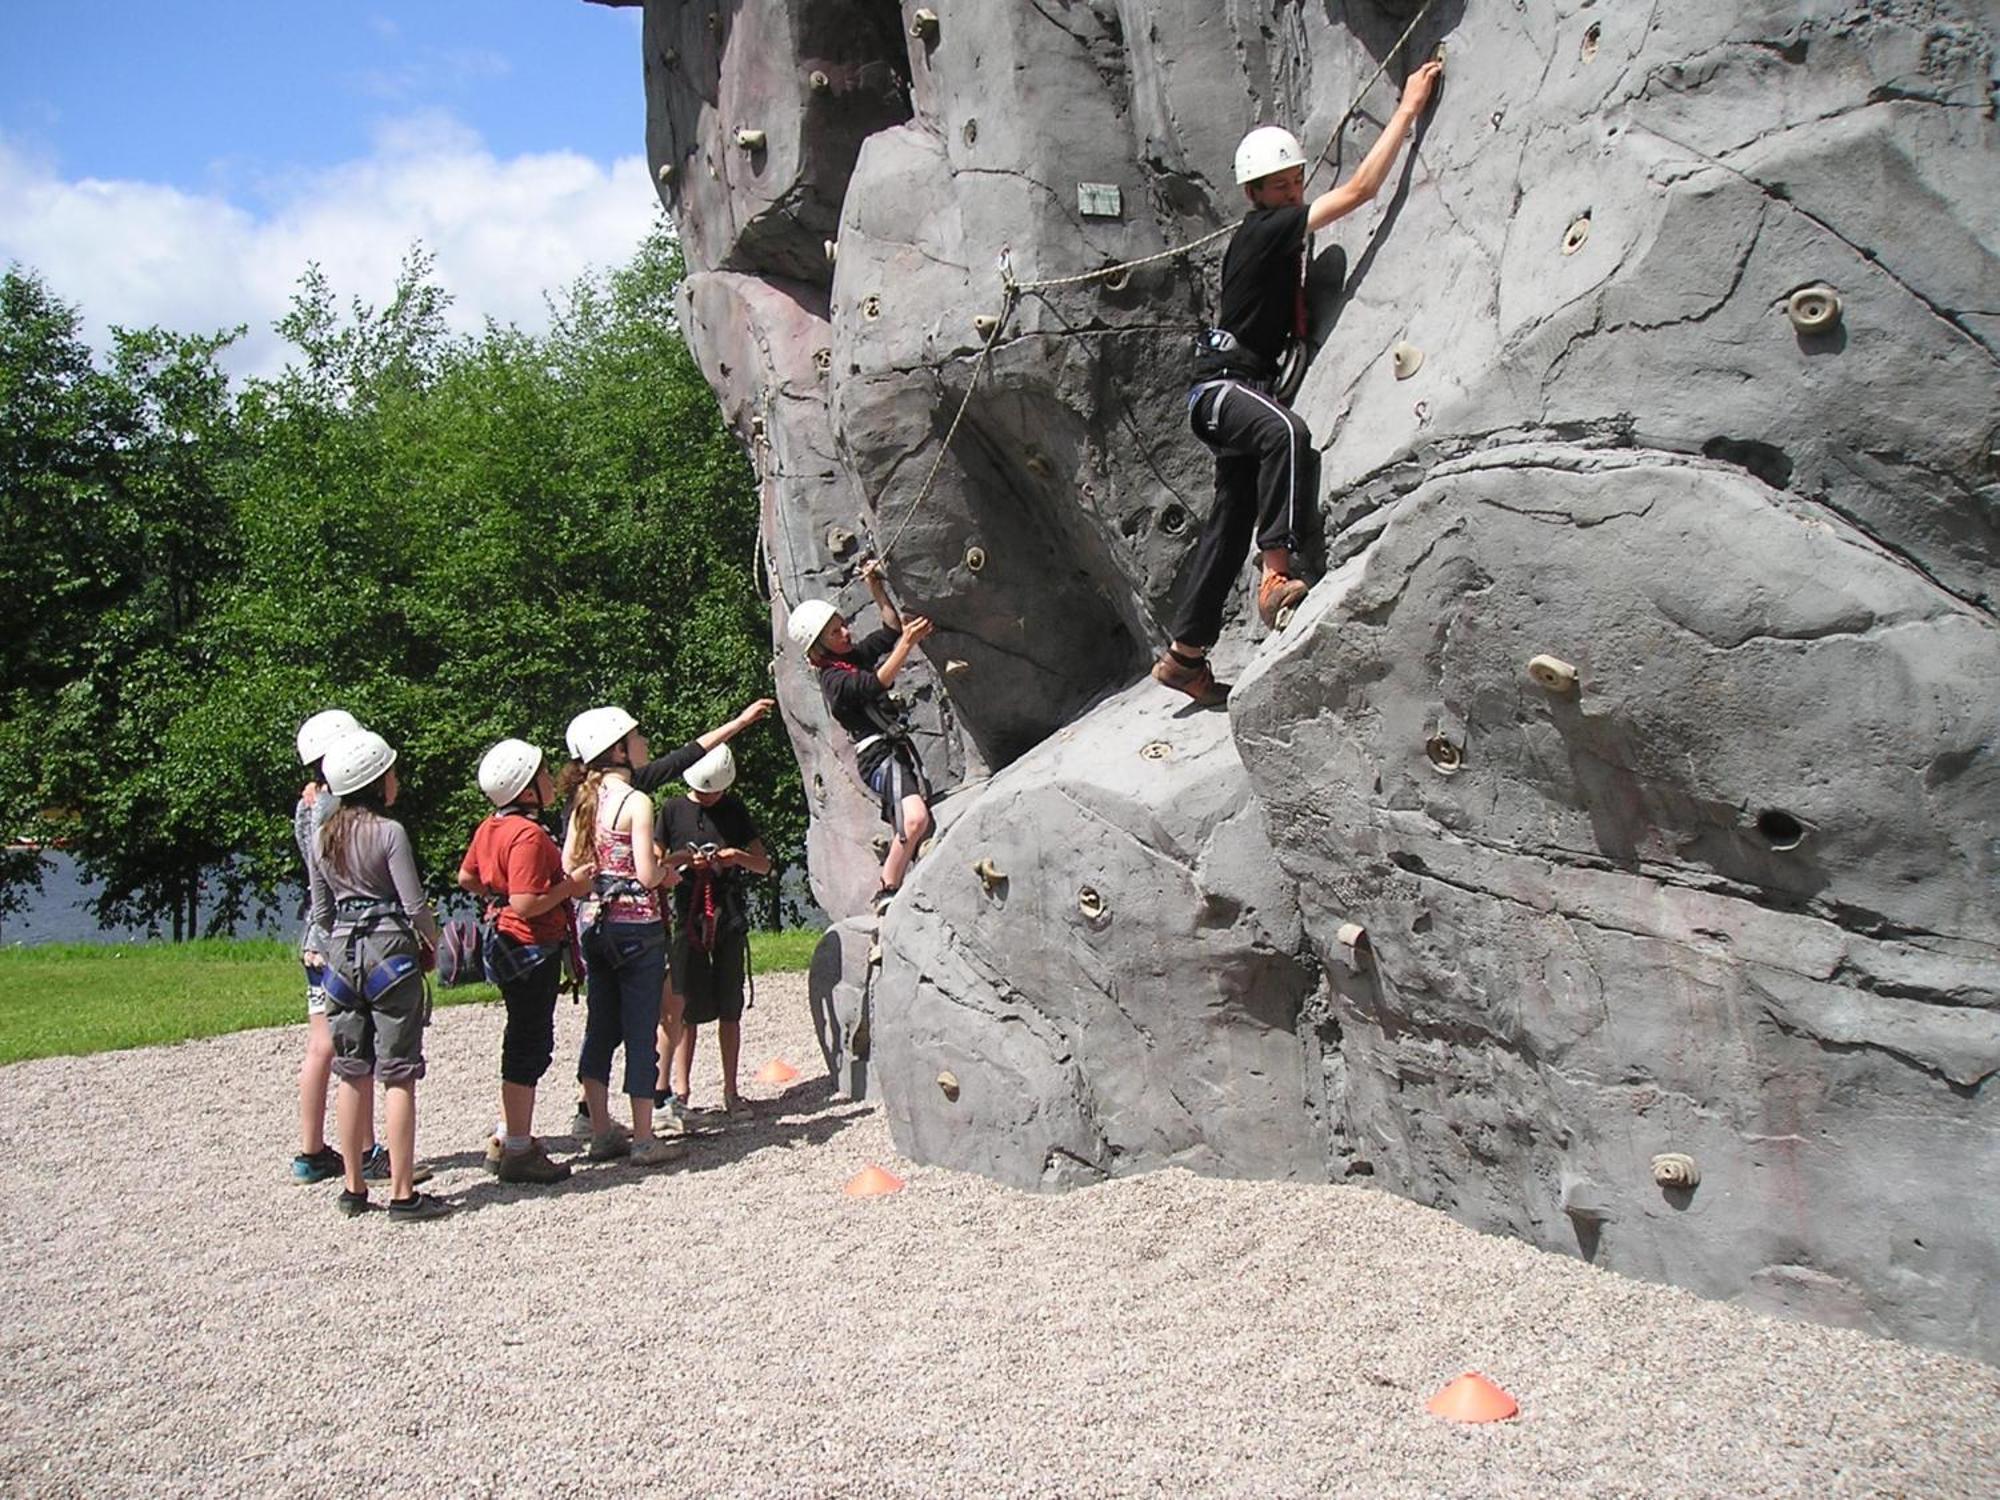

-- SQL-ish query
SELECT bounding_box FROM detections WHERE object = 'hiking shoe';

[360,1144,433,1186]
[1151,652,1229,707]
[496,1140,573,1186]
[386,1192,454,1223]
[571,1102,592,1137]
[871,884,897,916]
[291,1146,343,1184]
[1257,571,1309,629]
[337,1188,373,1218]
[630,1137,679,1168]
[587,1124,632,1161]
[656,1100,691,1136]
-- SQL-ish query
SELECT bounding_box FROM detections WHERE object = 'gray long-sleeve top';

[307,809,439,945]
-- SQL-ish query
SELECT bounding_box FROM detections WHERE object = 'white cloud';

[0,116,660,382]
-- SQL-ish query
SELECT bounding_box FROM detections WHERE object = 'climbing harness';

[320,898,426,1012]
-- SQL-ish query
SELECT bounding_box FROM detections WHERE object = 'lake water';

[3,851,821,945]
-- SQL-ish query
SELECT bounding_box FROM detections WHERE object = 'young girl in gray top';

[310,730,447,1221]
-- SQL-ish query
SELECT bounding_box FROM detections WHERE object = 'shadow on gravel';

[433,1073,874,1218]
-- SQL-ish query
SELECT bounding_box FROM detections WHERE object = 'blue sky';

[1,0,656,376]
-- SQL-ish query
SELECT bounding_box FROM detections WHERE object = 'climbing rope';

[868,0,1443,568]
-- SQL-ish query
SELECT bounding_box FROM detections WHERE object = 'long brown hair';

[558,738,633,865]
[319,782,388,881]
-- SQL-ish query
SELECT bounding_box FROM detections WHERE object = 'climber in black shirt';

[1153,58,1443,707]
[789,558,934,913]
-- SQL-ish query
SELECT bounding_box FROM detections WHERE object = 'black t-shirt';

[656,793,759,929]
[630,739,708,797]
[1195,204,1309,378]
[817,626,903,745]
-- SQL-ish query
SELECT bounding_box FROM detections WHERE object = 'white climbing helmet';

[566,706,638,765]
[296,709,364,766]
[321,730,397,798]
[1234,125,1307,185]
[477,738,544,807]
[685,743,737,795]
[787,599,840,653]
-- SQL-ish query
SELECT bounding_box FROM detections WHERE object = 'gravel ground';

[1,973,1995,1498]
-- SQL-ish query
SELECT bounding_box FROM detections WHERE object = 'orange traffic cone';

[843,1164,905,1197]
[755,1058,800,1086]
[1426,1372,1518,1423]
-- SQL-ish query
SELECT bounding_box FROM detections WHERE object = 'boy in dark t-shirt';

[1154,59,1443,708]
[657,744,770,1113]
[788,558,934,913]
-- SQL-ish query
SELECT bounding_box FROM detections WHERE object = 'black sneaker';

[386,1192,454,1223]
[337,1189,373,1217]
[871,885,897,916]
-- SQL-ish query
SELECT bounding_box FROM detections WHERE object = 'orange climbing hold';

[1425,1372,1519,1423]
[755,1058,801,1086]
[843,1165,905,1198]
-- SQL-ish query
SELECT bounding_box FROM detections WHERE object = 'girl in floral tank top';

[560,706,679,1168]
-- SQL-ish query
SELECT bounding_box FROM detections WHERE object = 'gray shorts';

[324,933,430,1083]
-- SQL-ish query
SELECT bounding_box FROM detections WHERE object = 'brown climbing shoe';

[1151,652,1229,707]
[1257,571,1309,630]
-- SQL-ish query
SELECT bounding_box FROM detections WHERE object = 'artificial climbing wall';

[632,0,2000,1363]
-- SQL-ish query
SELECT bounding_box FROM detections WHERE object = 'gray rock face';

[630,0,2000,1361]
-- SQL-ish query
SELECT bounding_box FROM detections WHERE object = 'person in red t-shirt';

[457,738,596,1185]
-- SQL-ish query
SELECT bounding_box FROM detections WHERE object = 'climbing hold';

[813,346,832,375]
[937,1070,961,1101]
[911,9,939,41]
[1139,740,1172,761]
[808,69,830,92]
[1391,341,1424,380]
[1526,654,1579,693]
[707,12,723,35]
[1413,400,1431,424]
[1490,109,1505,129]
[1786,284,1842,334]
[825,524,855,556]
[663,48,680,67]
[824,239,838,264]
[963,543,986,573]
[1562,214,1592,255]
[1077,886,1106,920]
[750,414,766,440]
[736,128,767,152]
[963,118,978,147]
[944,658,970,677]
[1336,922,1372,972]
[973,857,1007,892]
[1159,504,1188,536]
[1651,1152,1700,1190]
[973,313,1000,340]
[1581,22,1601,61]
[1103,265,1131,293]
[655,162,675,185]
[862,293,881,320]
[1024,450,1053,479]
[1424,734,1463,775]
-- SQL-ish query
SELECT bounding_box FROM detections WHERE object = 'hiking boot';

[630,1136,679,1168]
[386,1192,454,1223]
[1151,651,1229,707]
[337,1188,373,1218]
[495,1140,572,1185]
[1257,571,1309,630]
[291,1146,343,1184]
[360,1144,432,1186]
[587,1123,632,1161]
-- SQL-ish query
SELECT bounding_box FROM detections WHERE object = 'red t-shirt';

[459,813,570,945]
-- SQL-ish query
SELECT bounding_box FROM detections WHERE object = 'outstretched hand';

[736,697,775,728]
[901,614,934,647]
[1401,58,1443,115]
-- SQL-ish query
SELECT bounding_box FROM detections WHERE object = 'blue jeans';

[577,920,665,1098]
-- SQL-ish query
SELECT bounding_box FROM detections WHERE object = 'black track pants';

[1169,378,1319,649]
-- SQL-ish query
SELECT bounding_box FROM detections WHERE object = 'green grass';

[0,929,823,1066]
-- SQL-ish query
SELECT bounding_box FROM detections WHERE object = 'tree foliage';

[0,226,798,936]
